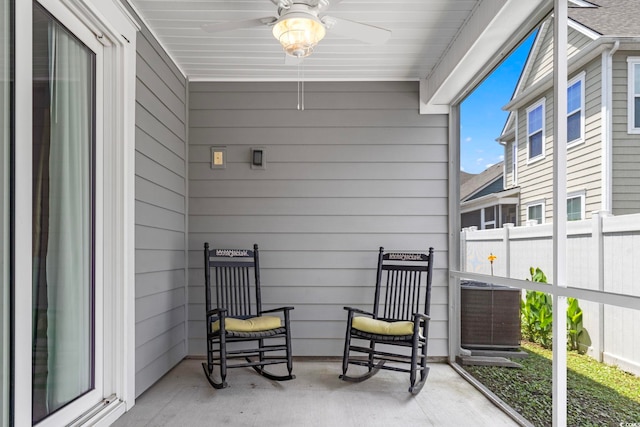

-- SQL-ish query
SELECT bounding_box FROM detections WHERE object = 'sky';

[460,32,537,174]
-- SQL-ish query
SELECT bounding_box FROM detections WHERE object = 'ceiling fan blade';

[322,16,391,44]
[201,16,277,33]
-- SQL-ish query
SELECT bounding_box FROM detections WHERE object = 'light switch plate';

[210,146,227,169]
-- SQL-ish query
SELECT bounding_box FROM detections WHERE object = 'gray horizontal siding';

[566,60,602,216]
[611,52,640,215]
[131,6,188,397]
[190,179,448,198]
[525,22,553,87]
[189,143,447,163]
[188,81,449,357]
[525,23,592,88]
[516,57,603,224]
[190,126,439,146]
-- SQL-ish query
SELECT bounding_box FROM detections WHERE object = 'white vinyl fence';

[461,211,640,376]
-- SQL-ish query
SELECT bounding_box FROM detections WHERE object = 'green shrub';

[567,297,585,353]
[521,267,585,351]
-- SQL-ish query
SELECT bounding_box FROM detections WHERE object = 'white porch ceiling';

[127,0,551,106]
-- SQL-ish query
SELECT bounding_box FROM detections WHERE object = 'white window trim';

[567,191,586,221]
[526,200,546,224]
[526,98,546,164]
[567,71,586,147]
[627,57,640,134]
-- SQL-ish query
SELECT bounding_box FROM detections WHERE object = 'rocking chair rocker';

[340,246,434,394]
[202,243,295,389]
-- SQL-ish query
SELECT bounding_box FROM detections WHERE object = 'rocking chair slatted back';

[340,245,435,394]
[202,242,295,389]
[374,247,434,321]
[204,244,261,318]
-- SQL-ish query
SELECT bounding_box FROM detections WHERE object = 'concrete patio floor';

[113,359,519,427]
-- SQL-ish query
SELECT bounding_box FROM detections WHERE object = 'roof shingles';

[569,0,640,36]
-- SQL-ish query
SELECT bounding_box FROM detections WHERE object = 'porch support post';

[449,105,461,363]
[552,0,568,426]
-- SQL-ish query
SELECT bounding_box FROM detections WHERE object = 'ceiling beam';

[420,0,552,114]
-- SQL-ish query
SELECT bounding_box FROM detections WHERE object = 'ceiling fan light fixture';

[272,13,326,58]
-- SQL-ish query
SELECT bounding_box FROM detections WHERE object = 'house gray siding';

[566,59,603,215]
[505,145,513,188]
[515,56,603,224]
[188,81,449,357]
[524,23,594,88]
[524,22,552,88]
[612,51,640,214]
[132,17,188,396]
[511,22,640,224]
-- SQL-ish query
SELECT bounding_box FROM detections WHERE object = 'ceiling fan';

[201,0,392,58]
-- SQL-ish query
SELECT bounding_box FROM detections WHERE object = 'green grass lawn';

[463,342,640,427]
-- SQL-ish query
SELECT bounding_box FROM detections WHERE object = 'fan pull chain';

[297,62,300,111]
[297,59,305,111]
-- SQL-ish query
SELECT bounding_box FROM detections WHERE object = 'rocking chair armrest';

[412,312,431,324]
[343,306,375,317]
[206,308,227,319]
[260,306,295,315]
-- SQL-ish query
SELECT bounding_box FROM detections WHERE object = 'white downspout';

[601,41,619,213]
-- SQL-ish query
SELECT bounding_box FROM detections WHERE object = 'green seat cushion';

[212,315,282,333]
[352,316,414,336]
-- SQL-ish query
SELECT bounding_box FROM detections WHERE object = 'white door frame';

[13,0,138,425]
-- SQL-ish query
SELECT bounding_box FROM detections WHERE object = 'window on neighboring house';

[567,194,585,221]
[527,100,545,161]
[502,205,518,226]
[567,73,585,145]
[628,57,640,133]
[482,206,496,229]
[527,202,544,224]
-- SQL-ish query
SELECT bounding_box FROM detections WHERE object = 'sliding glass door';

[0,0,12,425]
[9,0,134,424]
[32,2,96,423]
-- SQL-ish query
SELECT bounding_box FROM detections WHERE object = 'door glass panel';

[0,0,12,424]
[32,3,95,423]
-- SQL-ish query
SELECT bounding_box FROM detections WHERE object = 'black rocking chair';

[340,246,434,394]
[202,243,295,389]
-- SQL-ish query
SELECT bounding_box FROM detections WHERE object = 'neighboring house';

[460,162,520,229]
[499,0,640,225]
